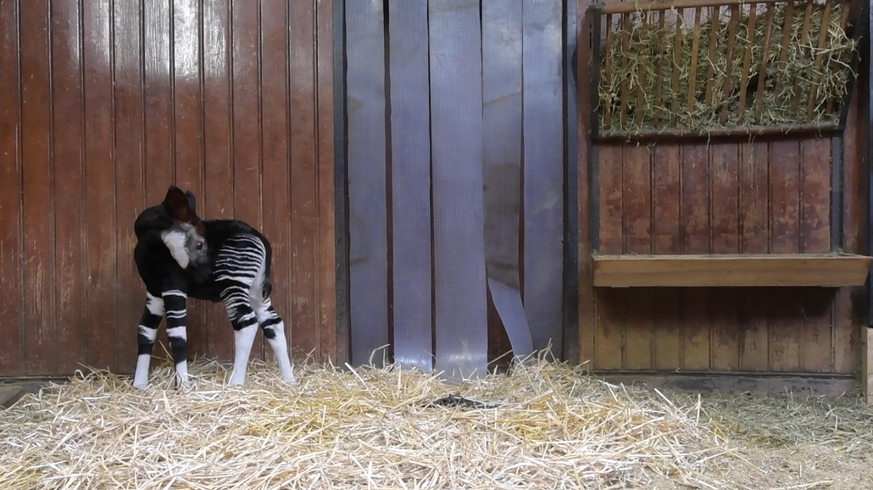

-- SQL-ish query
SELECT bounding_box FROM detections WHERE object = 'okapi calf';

[132,186,295,389]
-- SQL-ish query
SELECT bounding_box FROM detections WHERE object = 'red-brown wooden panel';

[50,0,86,374]
[113,0,147,375]
[768,140,802,371]
[201,0,234,361]
[0,0,23,375]
[681,143,710,370]
[261,0,294,362]
[622,144,652,369]
[84,0,120,372]
[289,0,320,359]
[595,288,625,370]
[598,145,623,254]
[20,0,56,375]
[710,143,740,370]
[651,144,681,370]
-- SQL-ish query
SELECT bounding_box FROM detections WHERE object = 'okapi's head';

[160,186,209,273]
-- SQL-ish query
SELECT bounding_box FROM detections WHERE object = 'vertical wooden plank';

[652,144,681,370]
[173,0,207,359]
[202,0,234,361]
[577,0,595,367]
[316,0,338,363]
[289,0,320,361]
[20,0,56,375]
[598,145,623,254]
[800,138,833,373]
[259,0,293,364]
[51,0,86,373]
[595,144,624,369]
[0,0,24,375]
[622,144,652,369]
[429,0,488,379]
[232,0,265,360]
[738,141,769,370]
[83,0,119,371]
[113,0,146,374]
[681,143,709,370]
[769,140,801,372]
[345,0,388,365]
[143,0,174,204]
[389,0,433,370]
[709,143,739,371]
[523,0,564,355]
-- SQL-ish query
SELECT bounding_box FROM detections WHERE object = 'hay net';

[596,0,859,134]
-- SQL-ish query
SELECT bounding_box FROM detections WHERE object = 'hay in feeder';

[598,1,858,134]
[0,358,740,489]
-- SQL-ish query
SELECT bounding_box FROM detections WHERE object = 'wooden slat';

[670,9,683,126]
[703,6,720,108]
[601,0,805,15]
[315,0,337,362]
[652,144,682,370]
[770,140,801,254]
[769,287,802,371]
[595,288,625,370]
[0,0,24,375]
[634,14,649,128]
[112,0,147,374]
[618,13,630,127]
[710,143,740,370]
[602,14,613,128]
[799,288,834,372]
[20,0,56,375]
[651,12,667,127]
[143,0,174,205]
[592,254,873,287]
[826,1,853,113]
[789,0,815,116]
[596,122,842,141]
[772,1,795,109]
[598,146,623,253]
[50,0,86,374]
[288,0,321,360]
[685,8,703,122]
[737,6,757,123]
[754,4,777,123]
[173,0,207,358]
[681,144,709,254]
[231,0,266,360]
[805,0,834,119]
[801,138,831,252]
[201,0,234,361]
[261,0,293,361]
[622,145,652,369]
[719,5,740,124]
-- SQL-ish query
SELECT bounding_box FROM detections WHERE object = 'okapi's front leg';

[133,292,165,389]
[162,276,191,388]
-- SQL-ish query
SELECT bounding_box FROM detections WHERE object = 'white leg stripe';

[166,326,188,341]
[161,230,190,269]
[163,290,188,298]
[165,310,186,319]
[138,325,158,342]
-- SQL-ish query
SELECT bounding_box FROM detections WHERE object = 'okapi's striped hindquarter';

[132,186,296,389]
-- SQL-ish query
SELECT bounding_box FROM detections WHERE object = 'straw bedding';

[598,1,858,133]
[0,357,871,489]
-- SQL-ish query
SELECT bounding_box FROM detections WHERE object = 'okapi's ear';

[184,190,197,213]
[163,185,192,222]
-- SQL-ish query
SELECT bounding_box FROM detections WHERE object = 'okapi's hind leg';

[132,292,164,389]
[222,290,260,386]
[253,293,295,384]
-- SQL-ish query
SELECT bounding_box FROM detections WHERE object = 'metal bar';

[589,6,602,252]
[333,0,350,364]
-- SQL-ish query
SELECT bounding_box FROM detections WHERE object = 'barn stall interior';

[1,0,873,488]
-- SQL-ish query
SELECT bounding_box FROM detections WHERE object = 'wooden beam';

[594,123,842,143]
[592,253,873,287]
[597,0,838,15]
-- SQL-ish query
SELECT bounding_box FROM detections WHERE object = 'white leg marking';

[146,293,165,316]
[266,320,296,384]
[162,289,188,298]
[133,354,152,389]
[229,325,258,386]
[161,230,190,269]
[175,360,190,388]
[166,326,188,342]
[138,325,158,342]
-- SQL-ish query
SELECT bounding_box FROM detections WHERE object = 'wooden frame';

[593,253,873,287]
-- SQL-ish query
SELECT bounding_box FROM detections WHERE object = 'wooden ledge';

[592,253,873,288]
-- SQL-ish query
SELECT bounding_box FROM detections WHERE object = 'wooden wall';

[576,0,868,376]
[0,0,337,378]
